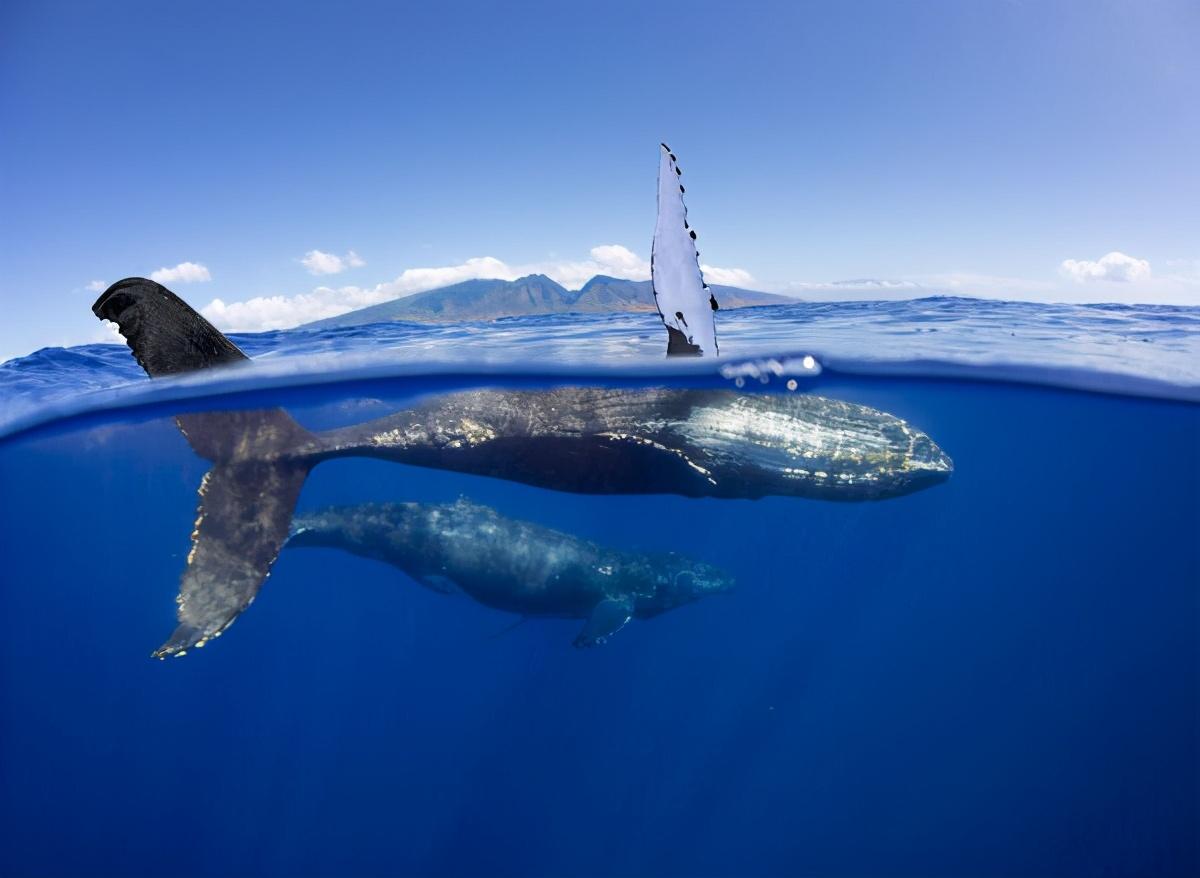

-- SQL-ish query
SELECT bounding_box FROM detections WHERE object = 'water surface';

[0,302,1196,877]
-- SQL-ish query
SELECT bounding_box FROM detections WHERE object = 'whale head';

[645,557,736,613]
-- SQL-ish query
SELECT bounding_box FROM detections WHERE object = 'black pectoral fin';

[93,277,248,377]
[665,326,702,357]
[573,597,635,648]
[156,458,311,658]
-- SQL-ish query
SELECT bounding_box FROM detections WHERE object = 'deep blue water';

[1,302,1197,877]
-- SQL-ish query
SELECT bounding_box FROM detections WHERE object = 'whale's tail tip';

[152,618,237,659]
[152,624,202,659]
[92,276,248,378]
[91,276,157,316]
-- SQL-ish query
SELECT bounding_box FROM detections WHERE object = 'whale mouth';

[907,434,955,477]
[675,566,736,596]
[915,450,954,474]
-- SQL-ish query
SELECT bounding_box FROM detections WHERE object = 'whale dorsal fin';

[573,596,635,648]
[652,144,718,357]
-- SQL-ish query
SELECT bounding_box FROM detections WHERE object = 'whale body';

[289,499,735,647]
[94,278,953,502]
[90,278,953,657]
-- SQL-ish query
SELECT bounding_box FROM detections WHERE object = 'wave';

[1,298,1197,441]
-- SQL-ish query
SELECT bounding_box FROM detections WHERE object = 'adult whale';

[92,278,952,656]
[92,278,953,503]
[288,499,735,648]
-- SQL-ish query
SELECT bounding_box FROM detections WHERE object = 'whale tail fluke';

[93,278,248,377]
[154,457,312,658]
[89,279,327,658]
[91,277,319,458]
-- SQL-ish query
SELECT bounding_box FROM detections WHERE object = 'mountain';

[303,274,794,329]
[306,275,573,328]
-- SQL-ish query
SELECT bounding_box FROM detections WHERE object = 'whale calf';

[288,499,734,647]
[91,278,953,657]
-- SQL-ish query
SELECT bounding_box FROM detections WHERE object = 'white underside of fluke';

[652,144,718,355]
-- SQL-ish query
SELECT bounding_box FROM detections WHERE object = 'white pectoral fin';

[652,144,717,356]
[573,596,635,648]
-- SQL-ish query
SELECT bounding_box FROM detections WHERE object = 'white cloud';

[589,244,651,279]
[373,256,516,297]
[202,289,372,333]
[520,245,754,290]
[200,257,519,332]
[511,244,651,289]
[701,265,755,287]
[199,244,758,332]
[96,320,126,344]
[85,280,107,293]
[151,261,211,284]
[1060,251,1151,283]
[300,249,366,275]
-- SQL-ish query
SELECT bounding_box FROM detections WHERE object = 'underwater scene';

[0,301,1196,877]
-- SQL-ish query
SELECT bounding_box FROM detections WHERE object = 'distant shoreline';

[301,273,794,330]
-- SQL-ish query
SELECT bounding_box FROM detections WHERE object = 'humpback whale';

[92,279,951,657]
[93,278,952,502]
[654,143,718,356]
[288,500,735,647]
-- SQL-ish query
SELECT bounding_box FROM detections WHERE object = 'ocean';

[0,298,1197,877]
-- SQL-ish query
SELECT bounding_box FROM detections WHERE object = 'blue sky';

[1,0,1197,359]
